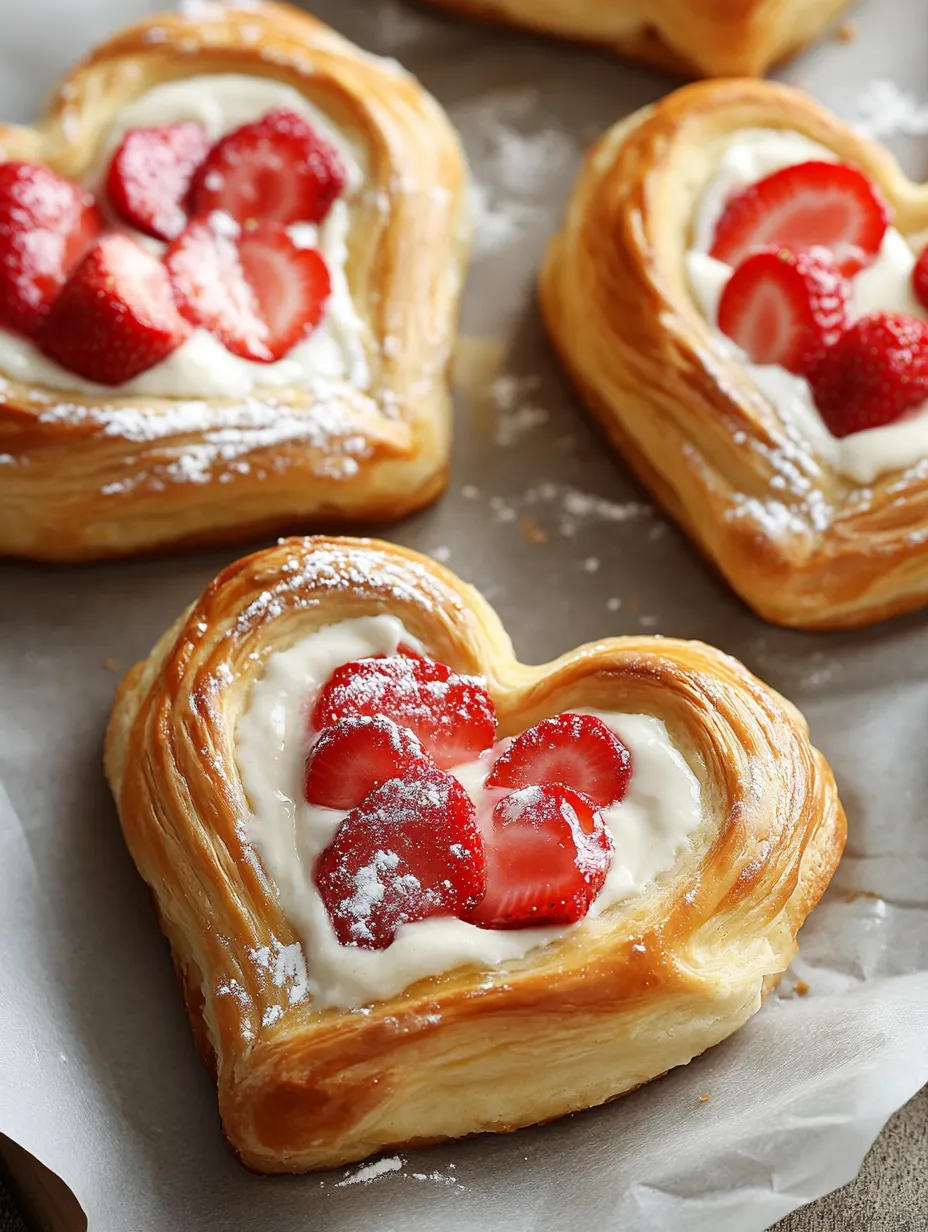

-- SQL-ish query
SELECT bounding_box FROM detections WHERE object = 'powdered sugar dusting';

[490,375,549,447]
[476,482,655,537]
[331,1155,462,1188]
[850,79,928,138]
[335,1155,404,1187]
[452,90,578,258]
[231,545,449,639]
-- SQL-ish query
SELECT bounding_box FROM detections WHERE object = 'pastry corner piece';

[104,535,845,1173]
[0,1,468,562]
[419,0,852,77]
[542,79,928,629]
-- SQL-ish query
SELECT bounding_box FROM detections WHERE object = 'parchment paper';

[2,1,928,1229]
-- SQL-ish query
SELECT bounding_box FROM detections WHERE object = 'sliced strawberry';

[188,107,346,226]
[165,216,330,362]
[106,122,211,242]
[463,784,613,930]
[0,161,102,336]
[913,242,928,312]
[709,160,889,276]
[485,713,632,808]
[809,311,928,438]
[304,715,432,811]
[717,248,850,376]
[313,765,486,948]
[313,653,497,770]
[38,233,191,385]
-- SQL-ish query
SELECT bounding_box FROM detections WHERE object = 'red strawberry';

[463,784,614,930]
[485,713,632,808]
[313,765,486,948]
[913,243,928,312]
[106,122,211,242]
[313,653,497,770]
[38,233,191,385]
[188,108,346,226]
[717,248,850,376]
[304,715,432,811]
[810,311,928,438]
[0,161,102,336]
[165,216,330,362]
[710,161,889,276]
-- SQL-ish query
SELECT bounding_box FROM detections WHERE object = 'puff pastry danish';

[105,535,844,1173]
[419,0,852,78]
[542,80,928,629]
[0,1,467,562]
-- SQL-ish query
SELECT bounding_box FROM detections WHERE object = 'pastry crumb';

[698,1094,711,1103]
[520,515,548,545]
[102,657,122,671]
[835,21,857,42]
[795,979,810,997]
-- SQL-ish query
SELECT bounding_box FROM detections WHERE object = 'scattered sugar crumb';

[476,483,654,536]
[454,89,578,257]
[430,545,451,563]
[606,597,622,612]
[520,515,548,545]
[583,557,600,573]
[795,980,810,997]
[101,657,122,671]
[851,79,928,138]
[639,615,658,628]
[461,483,480,499]
[489,375,548,447]
[335,1156,404,1187]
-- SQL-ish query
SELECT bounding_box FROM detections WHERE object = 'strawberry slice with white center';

[38,233,191,385]
[304,715,432,810]
[717,248,850,376]
[709,160,889,276]
[188,107,347,226]
[165,216,331,362]
[106,121,211,241]
[463,784,614,930]
[313,653,497,770]
[485,713,632,808]
[313,765,486,949]
[0,161,102,337]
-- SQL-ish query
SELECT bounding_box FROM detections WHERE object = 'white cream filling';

[0,74,370,398]
[685,128,928,485]
[234,615,703,1010]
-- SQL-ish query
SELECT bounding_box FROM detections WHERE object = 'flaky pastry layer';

[0,1,468,561]
[420,0,851,77]
[104,535,845,1172]
[541,80,928,629]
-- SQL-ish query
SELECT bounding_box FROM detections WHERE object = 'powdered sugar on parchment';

[477,482,655,537]
[490,375,549,446]
[452,89,578,258]
[332,1155,461,1189]
[850,79,928,138]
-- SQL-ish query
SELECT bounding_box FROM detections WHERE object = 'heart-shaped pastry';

[419,0,852,77]
[542,80,928,629]
[0,1,467,562]
[105,535,845,1173]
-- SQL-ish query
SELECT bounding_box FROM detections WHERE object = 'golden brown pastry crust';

[420,0,852,78]
[0,1,468,562]
[541,80,928,630]
[105,534,845,1173]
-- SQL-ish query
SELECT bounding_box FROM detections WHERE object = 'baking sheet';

[2,0,928,1229]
